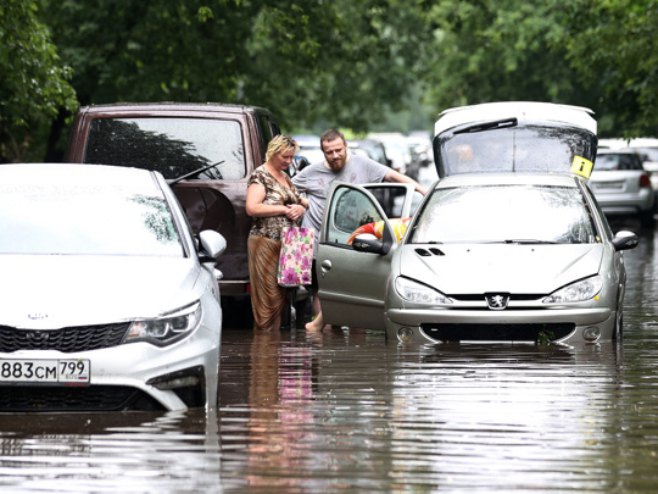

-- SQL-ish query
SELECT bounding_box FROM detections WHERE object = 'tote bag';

[277,226,314,287]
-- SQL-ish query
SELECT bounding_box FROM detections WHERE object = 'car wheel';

[613,309,624,341]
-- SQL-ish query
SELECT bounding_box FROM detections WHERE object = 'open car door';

[317,183,416,330]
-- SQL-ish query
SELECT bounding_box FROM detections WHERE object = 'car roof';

[0,163,161,189]
[433,172,581,189]
[434,101,596,136]
[597,148,641,155]
[77,101,273,117]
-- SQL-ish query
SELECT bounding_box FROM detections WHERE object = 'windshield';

[0,183,183,256]
[409,184,598,245]
[434,124,597,177]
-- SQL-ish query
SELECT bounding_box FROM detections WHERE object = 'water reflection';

[0,410,220,493]
[389,343,624,491]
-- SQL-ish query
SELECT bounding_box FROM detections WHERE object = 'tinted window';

[85,117,245,180]
[410,184,597,245]
[0,183,183,256]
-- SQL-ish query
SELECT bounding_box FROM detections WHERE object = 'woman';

[246,135,308,331]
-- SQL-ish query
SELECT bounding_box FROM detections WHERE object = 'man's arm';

[384,169,428,195]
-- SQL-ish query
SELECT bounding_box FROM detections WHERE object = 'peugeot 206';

[316,102,639,345]
[0,164,226,411]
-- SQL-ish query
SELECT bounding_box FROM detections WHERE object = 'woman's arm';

[246,183,307,221]
[246,183,287,217]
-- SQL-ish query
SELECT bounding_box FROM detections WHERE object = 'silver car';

[0,164,226,411]
[589,149,655,225]
[317,102,639,345]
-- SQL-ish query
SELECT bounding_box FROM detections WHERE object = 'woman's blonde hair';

[265,135,298,162]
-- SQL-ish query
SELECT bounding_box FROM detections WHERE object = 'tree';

[42,0,433,155]
[421,0,658,136]
[0,0,77,161]
[560,0,658,136]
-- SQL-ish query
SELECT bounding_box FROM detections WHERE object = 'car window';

[409,184,598,245]
[436,124,596,177]
[326,187,384,246]
[365,186,410,218]
[85,117,245,180]
[257,112,279,154]
[596,153,641,171]
[0,183,183,256]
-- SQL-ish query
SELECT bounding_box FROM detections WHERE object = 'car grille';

[0,385,165,412]
[0,323,130,353]
[421,323,575,342]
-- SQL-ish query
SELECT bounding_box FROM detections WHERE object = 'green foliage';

[244,0,433,131]
[423,0,591,112]
[3,0,658,160]
[43,0,432,134]
[0,0,77,161]
[559,0,658,136]
[422,0,658,137]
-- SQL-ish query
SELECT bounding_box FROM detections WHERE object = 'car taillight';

[640,173,652,188]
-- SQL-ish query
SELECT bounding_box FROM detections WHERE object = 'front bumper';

[595,189,654,214]
[0,324,220,412]
[386,306,615,345]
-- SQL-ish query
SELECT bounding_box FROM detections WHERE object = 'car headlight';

[125,302,202,346]
[542,275,603,304]
[395,276,452,305]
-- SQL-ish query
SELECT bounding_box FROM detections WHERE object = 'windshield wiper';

[453,117,518,135]
[503,239,558,245]
[168,160,225,186]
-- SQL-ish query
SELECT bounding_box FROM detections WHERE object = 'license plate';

[594,182,623,190]
[0,359,90,384]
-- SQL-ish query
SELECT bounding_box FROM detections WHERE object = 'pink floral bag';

[277,226,314,287]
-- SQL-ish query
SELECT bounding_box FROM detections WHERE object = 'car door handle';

[320,259,332,277]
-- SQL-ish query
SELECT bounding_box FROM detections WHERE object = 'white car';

[0,164,226,412]
[589,149,655,225]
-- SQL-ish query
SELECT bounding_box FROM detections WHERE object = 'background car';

[367,132,414,177]
[0,164,226,412]
[351,138,392,167]
[589,149,656,226]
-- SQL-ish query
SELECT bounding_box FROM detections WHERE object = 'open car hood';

[433,102,597,179]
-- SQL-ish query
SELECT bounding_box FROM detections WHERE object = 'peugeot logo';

[485,294,510,310]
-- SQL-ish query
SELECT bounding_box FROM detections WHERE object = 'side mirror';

[351,229,393,255]
[198,230,227,262]
[612,230,639,251]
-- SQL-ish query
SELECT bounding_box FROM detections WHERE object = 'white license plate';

[595,182,623,190]
[0,359,90,384]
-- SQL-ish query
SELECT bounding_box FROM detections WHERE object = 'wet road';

[2,217,658,493]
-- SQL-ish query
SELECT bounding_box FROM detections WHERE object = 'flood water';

[2,217,658,493]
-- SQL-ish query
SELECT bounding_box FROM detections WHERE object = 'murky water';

[2,218,658,493]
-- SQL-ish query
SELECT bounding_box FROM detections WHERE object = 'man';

[292,128,427,331]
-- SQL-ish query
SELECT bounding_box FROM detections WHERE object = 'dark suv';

[66,102,281,298]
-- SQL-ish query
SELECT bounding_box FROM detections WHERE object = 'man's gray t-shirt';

[292,153,389,233]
